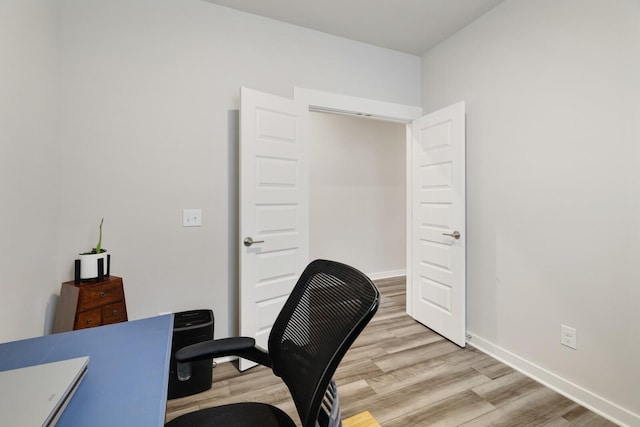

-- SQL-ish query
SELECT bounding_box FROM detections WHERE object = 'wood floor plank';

[470,354,515,380]
[560,405,620,427]
[458,387,579,427]
[384,390,495,427]
[337,378,378,404]
[373,339,461,373]
[472,370,545,407]
[335,358,385,386]
[346,367,492,424]
[165,276,618,426]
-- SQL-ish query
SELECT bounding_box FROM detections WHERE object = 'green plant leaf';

[96,218,104,253]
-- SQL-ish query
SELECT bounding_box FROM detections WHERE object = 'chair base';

[166,402,297,427]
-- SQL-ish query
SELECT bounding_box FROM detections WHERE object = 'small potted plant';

[78,218,109,281]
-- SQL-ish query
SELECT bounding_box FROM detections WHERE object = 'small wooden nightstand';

[53,276,128,333]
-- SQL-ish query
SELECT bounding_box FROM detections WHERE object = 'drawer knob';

[112,310,118,316]
[86,318,92,324]
[100,291,106,298]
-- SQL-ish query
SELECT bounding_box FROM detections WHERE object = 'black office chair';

[166,259,380,427]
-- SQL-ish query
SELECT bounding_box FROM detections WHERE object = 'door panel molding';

[239,87,308,370]
[409,102,466,347]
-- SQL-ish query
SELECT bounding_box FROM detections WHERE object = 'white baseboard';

[367,269,406,280]
[466,332,639,427]
[213,355,235,365]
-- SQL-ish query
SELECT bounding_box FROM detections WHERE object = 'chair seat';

[166,402,297,427]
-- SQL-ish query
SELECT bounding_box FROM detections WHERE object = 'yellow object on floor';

[343,411,381,427]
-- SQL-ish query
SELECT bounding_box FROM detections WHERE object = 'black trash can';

[168,309,214,399]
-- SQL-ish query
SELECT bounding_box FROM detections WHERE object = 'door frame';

[293,87,422,316]
[294,88,422,123]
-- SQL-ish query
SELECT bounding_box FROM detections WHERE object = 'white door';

[409,102,466,347]
[239,87,309,370]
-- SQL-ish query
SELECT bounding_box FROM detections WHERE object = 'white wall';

[421,0,640,423]
[0,1,60,342]
[43,0,419,341]
[309,112,406,278]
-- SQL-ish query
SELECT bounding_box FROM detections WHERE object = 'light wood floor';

[166,277,618,426]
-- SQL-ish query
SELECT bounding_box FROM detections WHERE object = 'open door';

[238,87,464,364]
[239,87,309,370]
[409,102,466,347]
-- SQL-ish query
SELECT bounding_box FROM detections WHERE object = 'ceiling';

[202,0,504,55]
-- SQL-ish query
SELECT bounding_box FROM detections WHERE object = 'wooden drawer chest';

[53,276,128,333]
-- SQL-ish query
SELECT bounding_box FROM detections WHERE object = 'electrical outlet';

[183,209,202,227]
[561,324,577,350]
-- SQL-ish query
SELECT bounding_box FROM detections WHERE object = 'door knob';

[243,237,265,247]
[442,231,461,240]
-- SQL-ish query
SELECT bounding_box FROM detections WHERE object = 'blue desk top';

[0,315,174,426]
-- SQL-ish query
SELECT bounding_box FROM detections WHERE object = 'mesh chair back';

[268,259,380,427]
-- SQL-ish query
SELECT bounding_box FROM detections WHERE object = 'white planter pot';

[79,251,108,279]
